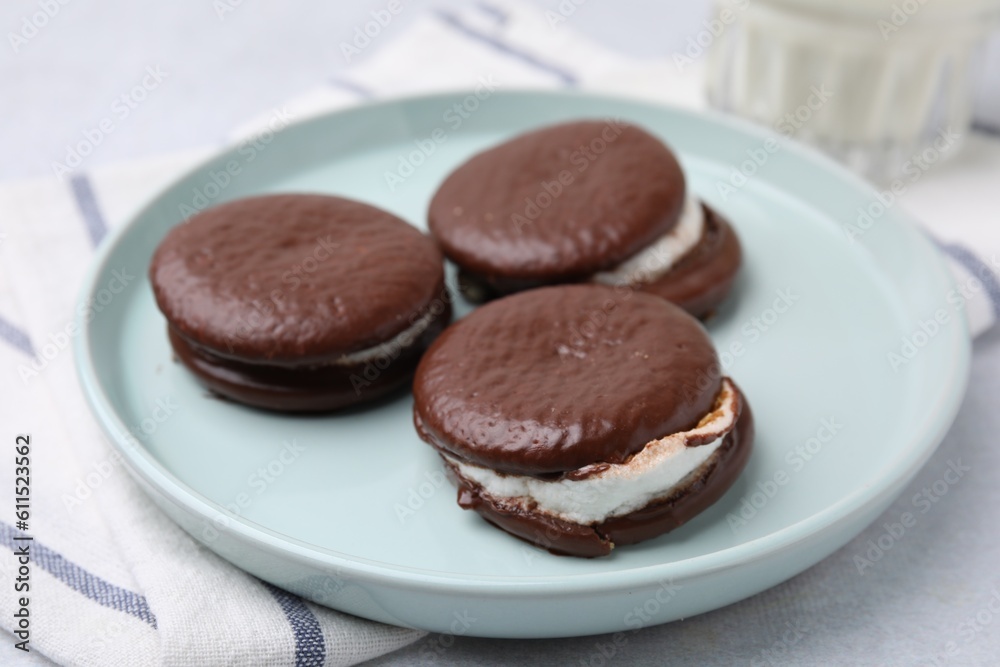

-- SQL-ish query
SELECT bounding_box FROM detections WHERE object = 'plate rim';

[74,87,971,596]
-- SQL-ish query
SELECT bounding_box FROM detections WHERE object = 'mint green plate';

[75,90,970,638]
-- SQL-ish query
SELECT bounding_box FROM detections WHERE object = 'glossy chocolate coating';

[456,204,742,320]
[429,120,685,283]
[446,462,612,558]
[599,388,753,546]
[637,204,742,319]
[150,193,451,411]
[151,194,447,363]
[413,285,721,475]
[442,388,753,557]
[169,296,450,412]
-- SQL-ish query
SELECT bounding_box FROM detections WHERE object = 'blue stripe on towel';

[940,243,1000,320]
[69,174,109,247]
[264,582,326,667]
[476,2,509,24]
[435,10,578,85]
[972,121,1000,138]
[0,315,35,357]
[0,521,157,627]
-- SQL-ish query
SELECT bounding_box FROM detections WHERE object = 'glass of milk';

[706,0,1000,183]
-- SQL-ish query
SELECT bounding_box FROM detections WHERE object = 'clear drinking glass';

[706,0,1000,183]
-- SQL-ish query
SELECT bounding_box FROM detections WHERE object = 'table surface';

[3,1,1000,665]
[2,0,997,183]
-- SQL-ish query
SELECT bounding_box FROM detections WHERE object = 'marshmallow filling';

[442,378,739,525]
[592,195,705,287]
[333,310,439,366]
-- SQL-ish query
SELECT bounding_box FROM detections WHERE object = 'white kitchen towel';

[1,2,999,667]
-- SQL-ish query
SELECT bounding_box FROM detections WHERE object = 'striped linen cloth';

[1,2,999,666]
